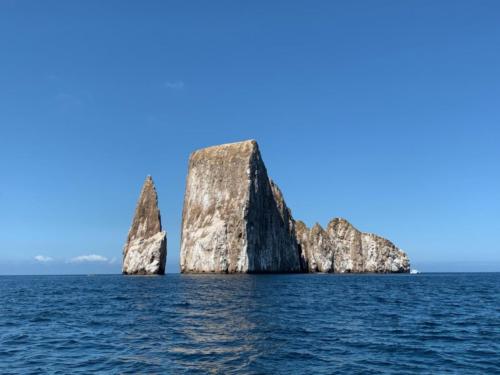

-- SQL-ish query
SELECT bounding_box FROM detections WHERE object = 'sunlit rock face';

[122,176,167,275]
[327,218,409,273]
[296,217,409,273]
[326,218,364,273]
[295,221,335,272]
[360,232,410,273]
[180,140,301,273]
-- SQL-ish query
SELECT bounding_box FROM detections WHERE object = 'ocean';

[0,273,499,374]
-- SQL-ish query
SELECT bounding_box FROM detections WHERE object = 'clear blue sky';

[1,1,499,274]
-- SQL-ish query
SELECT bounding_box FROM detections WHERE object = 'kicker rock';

[122,176,167,275]
[180,140,301,273]
[295,221,335,272]
[327,218,409,273]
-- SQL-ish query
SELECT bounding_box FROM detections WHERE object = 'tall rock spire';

[122,175,167,275]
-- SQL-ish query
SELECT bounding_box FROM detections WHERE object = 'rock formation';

[295,221,335,272]
[180,140,301,273]
[327,218,409,272]
[178,139,410,274]
[122,175,167,275]
[296,218,409,273]
[326,218,364,273]
[330,218,409,272]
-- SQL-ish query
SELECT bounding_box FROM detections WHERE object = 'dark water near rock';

[0,273,499,374]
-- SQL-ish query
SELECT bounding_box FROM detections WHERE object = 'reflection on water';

[171,275,262,372]
[0,273,499,373]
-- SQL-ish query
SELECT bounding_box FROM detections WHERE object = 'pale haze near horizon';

[1,1,499,274]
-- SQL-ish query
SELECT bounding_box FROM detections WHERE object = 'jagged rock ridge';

[296,221,335,272]
[296,218,410,273]
[180,140,301,273]
[122,175,167,275]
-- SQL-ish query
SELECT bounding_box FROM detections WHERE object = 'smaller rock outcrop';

[326,218,364,273]
[122,176,167,275]
[296,218,409,273]
[327,218,409,273]
[295,221,335,272]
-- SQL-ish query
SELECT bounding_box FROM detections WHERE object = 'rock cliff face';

[180,140,301,273]
[327,218,409,273]
[122,176,167,275]
[295,221,335,272]
[326,218,364,273]
[296,218,409,273]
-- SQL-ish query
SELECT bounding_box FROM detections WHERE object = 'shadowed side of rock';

[122,176,167,275]
[247,178,300,272]
[295,221,310,271]
[180,140,301,273]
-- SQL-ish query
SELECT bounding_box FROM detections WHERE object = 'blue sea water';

[0,273,499,374]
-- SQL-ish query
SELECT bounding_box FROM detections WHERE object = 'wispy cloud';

[164,80,185,90]
[108,257,117,265]
[34,255,53,263]
[68,254,108,263]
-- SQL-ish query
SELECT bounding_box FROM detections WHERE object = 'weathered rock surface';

[326,218,364,273]
[295,221,335,272]
[327,218,409,273]
[180,140,301,273]
[123,176,167,275]
[296,218,409,273]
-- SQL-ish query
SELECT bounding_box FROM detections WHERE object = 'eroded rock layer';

[122,176,167,275]
[180,140,301,273]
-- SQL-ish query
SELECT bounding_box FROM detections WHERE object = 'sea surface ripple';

[0,273,499,374]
